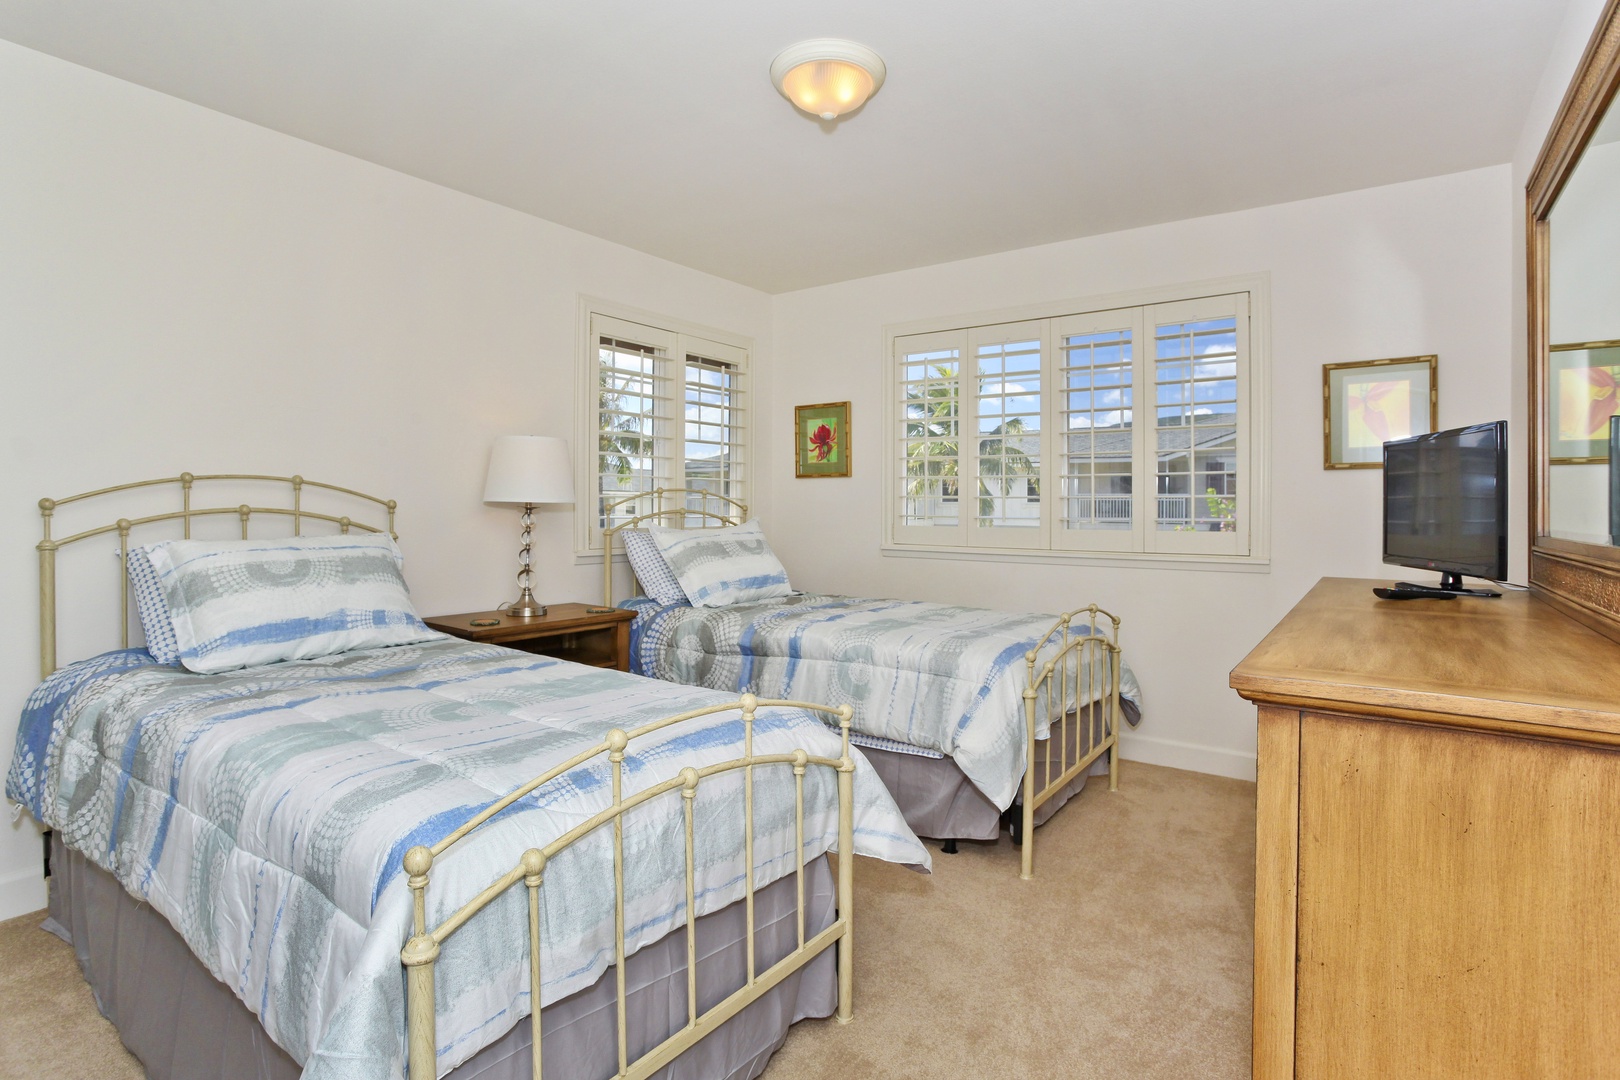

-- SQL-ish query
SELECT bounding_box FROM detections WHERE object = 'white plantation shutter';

[586,311,750,550]
[681,341,747,522]
[1145,294,1249,556]
[595,315,676,540]
[1053,307,1144,553]
[895,330,967,545]
[888,289,1258,560]
[968,321,1048,549]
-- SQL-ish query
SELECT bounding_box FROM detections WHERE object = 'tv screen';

[1383,421,1508,585]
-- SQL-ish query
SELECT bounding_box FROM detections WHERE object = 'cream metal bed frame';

[36,473,862,1080]
[37,472,396,680]
[401,694,857,1080]
[598,487,1123,879]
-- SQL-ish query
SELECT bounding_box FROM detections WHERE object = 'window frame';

[575,297,753,556]
[883,276,1271,569]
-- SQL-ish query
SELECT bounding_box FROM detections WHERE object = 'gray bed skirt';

[859,699,1141,841]
[46,833,837,1080]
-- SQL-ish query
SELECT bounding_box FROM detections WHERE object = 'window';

[581,309,749,551]
[889,286,1264,562]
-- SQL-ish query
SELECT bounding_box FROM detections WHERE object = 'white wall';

[764,166,1515,783]
[0,40,773,919]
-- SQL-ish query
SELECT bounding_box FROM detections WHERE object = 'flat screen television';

[1382,420,1508,591]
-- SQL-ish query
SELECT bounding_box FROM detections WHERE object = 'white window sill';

[880,543,1271,573]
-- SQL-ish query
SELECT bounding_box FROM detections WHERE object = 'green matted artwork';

[1323,355,1438,469]
[1549,341,1620,464]
[794,401,851,478]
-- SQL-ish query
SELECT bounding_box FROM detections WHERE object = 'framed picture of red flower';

[1322,355,1438,469]
[1549,341,1620,464]
[794,401,851,478]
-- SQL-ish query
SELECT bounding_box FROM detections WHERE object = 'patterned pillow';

[126,547,181,665]
[620,528,689,606]
[644,520,793,608]
[144,534,439,674]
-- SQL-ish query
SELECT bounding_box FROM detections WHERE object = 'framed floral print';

[795,401,851,478]
[1323,355,1438,469]
[1549,341,1620,464]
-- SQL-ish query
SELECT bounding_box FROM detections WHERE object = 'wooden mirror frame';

[1527,0,1620,639]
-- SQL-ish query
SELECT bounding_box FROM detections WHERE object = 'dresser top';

[1230,577,1620,738]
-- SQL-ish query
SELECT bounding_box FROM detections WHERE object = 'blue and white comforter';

[6,637,927,1080]
[624,594,1144,811]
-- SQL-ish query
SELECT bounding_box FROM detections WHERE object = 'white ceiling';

[0,0,1571,293]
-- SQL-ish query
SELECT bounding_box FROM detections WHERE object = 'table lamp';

[483,435,576,617]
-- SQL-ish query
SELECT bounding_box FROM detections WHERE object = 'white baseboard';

[1118,732,1256,782]
[0,865,46,922]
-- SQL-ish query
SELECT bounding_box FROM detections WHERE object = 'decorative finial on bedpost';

[836,703,853,766]
[680,766,700,796]
[520,848,546,887]
[238,504,251,539]
[339,515,352,535]
[386,499,398,539]
[606,728,628,810]
[740,694,759,758]
[403,845,434,937]
[39,498,55,542]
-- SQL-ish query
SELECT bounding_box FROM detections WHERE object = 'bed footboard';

[399,695,857,1080]
[1019,606,1123,880]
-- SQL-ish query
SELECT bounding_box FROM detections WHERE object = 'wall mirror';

[1528,0,1620,636]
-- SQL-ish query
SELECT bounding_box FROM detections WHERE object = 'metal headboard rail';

[599,488,748,607]
[38,472,398,679]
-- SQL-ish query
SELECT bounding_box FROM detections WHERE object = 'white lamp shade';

[483,435,576,505]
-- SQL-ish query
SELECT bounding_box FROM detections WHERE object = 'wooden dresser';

[1231,577,1620,1078]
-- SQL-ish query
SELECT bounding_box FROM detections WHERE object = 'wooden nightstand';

[424,603,636,671]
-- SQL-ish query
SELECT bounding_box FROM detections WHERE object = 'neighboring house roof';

[1064,425,1237,459]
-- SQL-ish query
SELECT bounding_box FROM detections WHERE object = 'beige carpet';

[0,761,1254,1079]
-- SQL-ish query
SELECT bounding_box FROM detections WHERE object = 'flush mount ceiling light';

[770,38,886,121]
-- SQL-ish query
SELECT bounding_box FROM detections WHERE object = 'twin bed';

[9,473,1143,1080]
[600,489,1143,877]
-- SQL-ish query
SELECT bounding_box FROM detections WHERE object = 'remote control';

[1372,586,1457,601]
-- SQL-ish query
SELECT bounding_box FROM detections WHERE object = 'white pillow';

[144,534,438,674]
[620,528,689,606]
[644,520,793,608]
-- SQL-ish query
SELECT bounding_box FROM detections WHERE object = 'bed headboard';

[600,487,746,607]
[37,472,398,679]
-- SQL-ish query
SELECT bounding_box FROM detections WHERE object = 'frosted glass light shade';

[483,435,575,505]
[771,39,886,121]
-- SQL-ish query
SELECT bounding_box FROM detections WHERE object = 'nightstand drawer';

[500,625,621,668]
[424,604,635,672]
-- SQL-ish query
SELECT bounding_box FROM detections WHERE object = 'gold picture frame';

[1322,355,1439,469]
[795,401,851,478]
[1548,340,1620,464]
